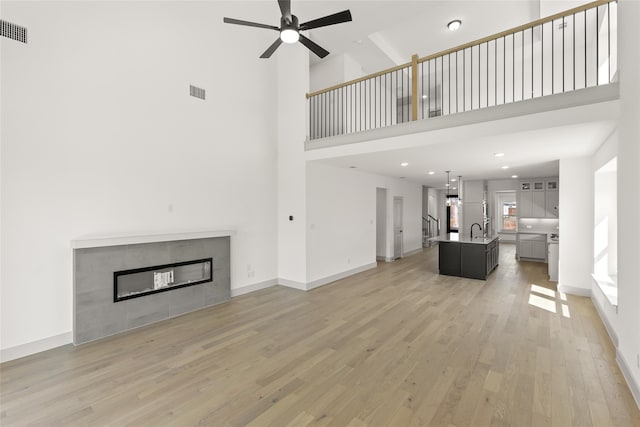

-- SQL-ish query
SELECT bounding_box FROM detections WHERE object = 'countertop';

[516,231,559,244]
[438,235,499,245]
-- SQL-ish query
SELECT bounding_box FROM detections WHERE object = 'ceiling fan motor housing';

[281,14,299,32]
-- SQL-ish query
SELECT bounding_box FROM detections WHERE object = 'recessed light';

[494,152,505,157]
[428,171,435,175]
[453,187,457,190]
[451,178,457,182]
[512,175,518,178]
[445,183,450,186]
[448,20,462,31]
[501,165,509,169]
[401,162,409,167]
[422,94,428,99]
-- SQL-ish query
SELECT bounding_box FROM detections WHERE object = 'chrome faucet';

[470,223,482,239]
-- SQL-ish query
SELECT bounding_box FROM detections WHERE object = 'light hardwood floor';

[1,244,639,426]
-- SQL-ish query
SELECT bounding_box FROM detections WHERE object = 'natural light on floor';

[528,284,571,318]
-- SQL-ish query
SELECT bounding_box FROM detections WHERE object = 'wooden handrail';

[306,0,613,98]
[306,61,411,98]
[417,0,613,63]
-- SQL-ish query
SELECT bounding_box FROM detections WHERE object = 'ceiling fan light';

[448,20,462,31]
[280,29,299,44]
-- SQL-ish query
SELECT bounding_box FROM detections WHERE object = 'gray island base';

[438,235,499,280]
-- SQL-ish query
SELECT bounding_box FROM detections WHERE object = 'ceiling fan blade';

[278,0,291,19]
[223,17,279,31]
[299,10,352,31]
[299,34,329,59]
[260,37,283,58]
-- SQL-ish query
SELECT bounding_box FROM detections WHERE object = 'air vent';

[189,85,205,100]
[1,20,27,44]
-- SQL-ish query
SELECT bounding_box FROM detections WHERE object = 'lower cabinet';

[517,234,547,261]
[439,239,499,280]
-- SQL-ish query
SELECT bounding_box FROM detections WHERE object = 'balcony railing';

[307,0,617,140]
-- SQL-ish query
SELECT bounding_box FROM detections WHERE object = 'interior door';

[393,197,403,259]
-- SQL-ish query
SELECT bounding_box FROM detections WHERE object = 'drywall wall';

[558,156,593,295]
[616,0,640,404]
[1,1,279,352]
[277,40,309,287]
[306,162,421,283]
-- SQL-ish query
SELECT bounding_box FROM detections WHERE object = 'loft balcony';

[305,0,618,149]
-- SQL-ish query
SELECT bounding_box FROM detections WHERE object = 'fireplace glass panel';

[114,258,212,302]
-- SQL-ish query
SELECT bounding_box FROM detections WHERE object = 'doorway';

[393,197,403,259]
[446,195,460,233]
[376,188,387,261]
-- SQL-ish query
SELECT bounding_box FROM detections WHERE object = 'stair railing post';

[411,54,419,121]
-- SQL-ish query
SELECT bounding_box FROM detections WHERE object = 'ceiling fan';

[223,0,352,59]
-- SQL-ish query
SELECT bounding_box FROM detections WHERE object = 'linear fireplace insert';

[113,258,212,302]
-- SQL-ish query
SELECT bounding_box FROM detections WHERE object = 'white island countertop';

[438,235,499,245]
[71,230,235,249]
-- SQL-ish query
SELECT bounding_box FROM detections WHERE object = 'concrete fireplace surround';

[72,231,233,344]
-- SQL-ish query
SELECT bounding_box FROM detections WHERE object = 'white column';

[277,44,309,288]
[616,0,640,400]
[558,156,593,295]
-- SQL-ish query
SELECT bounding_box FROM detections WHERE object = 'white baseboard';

[277,278,307,291]
[590,292,619,347]
[557,284,591,297]
[403,247,423,257]
[306,262,377,291]
[231,279,278,297]
[1,331,72,363]
[617,349,640,411]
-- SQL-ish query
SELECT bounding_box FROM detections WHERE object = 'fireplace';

[114,258,213,302]
[72,231,232,344]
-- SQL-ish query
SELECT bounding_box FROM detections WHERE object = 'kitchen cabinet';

[518,189,546,218]
[518,178,559,218]
[439,236,499,280]
[546,190,559,217]
[517,233,547,261]
[548,242,559,281]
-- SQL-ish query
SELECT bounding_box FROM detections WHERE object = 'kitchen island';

[438,235,499,280]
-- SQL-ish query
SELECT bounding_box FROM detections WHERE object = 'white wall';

[558,157,593,295]
[277,42,309,287]
[1,1,279,352]
[616,0,640,403]
[590,131,619,346]
[306,163,421,283]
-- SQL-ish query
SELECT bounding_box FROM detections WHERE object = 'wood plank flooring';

[1,244,639,426]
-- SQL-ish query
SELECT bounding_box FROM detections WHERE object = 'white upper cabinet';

[518,177,559,218]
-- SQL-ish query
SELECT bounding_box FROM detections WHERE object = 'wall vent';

[1,20,28,44]
[189,85,205,100]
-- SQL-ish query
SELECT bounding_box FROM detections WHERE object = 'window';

[502,201,517,230]
[496,192,517,232]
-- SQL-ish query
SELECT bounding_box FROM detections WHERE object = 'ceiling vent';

[189,85,205,100]
[1,20,27,44]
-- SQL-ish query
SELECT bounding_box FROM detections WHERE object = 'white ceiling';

[251,0,606,187]
[311,120,615,188]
